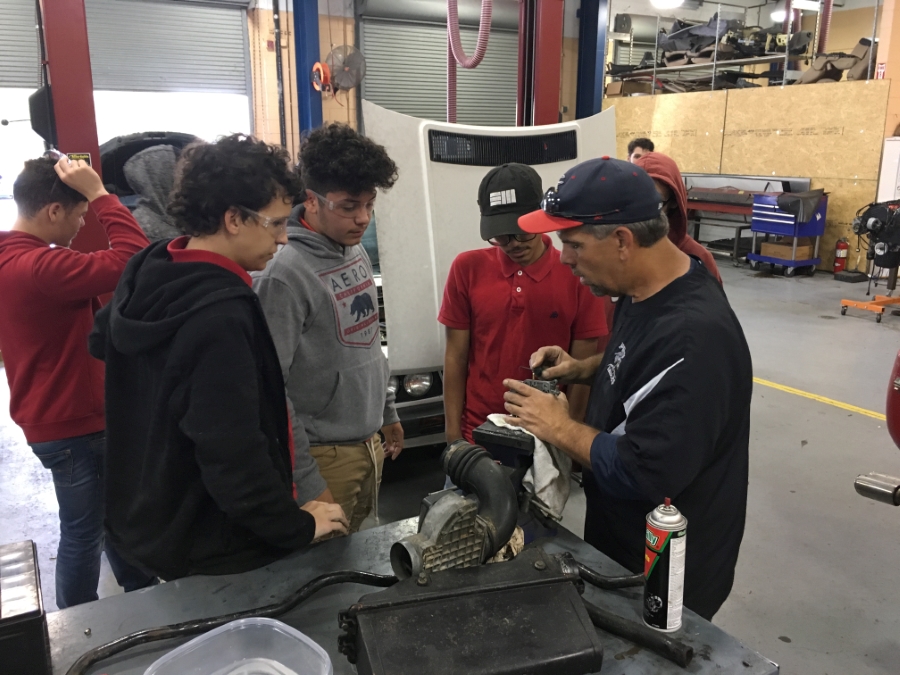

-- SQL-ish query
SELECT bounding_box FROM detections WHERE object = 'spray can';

[643,498,687,632]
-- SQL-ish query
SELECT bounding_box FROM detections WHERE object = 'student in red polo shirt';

[89,135,347,580]
[439,163,608,446]
[0,154,155,608]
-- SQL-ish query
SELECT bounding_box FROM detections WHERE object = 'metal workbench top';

[48,519,778,675]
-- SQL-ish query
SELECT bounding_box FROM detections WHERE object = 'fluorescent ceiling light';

[650,0,685,9]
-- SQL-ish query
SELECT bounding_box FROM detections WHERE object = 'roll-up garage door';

[0,0,249,94]
[360,20,519,127]
[0,0,40,88]
[85,0,249,94]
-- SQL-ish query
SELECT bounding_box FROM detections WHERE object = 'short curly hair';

[168,134,302,236]
[299,123,398,198]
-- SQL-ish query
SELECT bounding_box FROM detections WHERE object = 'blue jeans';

[30,431,157,608]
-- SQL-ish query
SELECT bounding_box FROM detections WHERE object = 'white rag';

[487,414,571,520]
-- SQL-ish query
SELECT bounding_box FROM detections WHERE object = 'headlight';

[403,373,433,397]
[387,376,399,396]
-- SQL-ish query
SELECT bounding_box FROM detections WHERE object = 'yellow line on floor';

[753,377,886,421]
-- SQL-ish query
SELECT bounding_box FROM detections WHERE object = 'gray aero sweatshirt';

[252,208,399,504]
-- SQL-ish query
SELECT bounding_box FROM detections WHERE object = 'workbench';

[48,519,779,675]
[687,200,753,267]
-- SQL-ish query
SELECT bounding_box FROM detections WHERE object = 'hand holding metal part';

[502,378,570,446]
[528,345,597,385]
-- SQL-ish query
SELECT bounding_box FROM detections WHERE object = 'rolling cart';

[746,192,828,277]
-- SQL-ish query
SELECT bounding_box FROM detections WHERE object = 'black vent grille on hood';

[428,130,577,166]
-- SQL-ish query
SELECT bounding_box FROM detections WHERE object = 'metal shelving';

[622,54,799,79]
[610,3,812,93]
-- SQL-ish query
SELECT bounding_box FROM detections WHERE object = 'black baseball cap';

[518,157,662,233]
[477,163,543,240]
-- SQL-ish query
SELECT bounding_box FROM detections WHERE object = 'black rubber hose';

[575,560,645,590]
[443,441,518,559]
[582,599,694,668]
[65,570,397,675]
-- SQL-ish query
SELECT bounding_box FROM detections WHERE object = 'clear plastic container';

[143,617,333,675]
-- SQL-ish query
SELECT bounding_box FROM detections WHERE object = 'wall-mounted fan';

[325,45,367,92]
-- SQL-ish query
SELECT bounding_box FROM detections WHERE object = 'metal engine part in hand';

[524,378,560,395]
[390,492,486,579]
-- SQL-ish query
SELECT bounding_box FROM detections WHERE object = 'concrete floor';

[2,261,900,673]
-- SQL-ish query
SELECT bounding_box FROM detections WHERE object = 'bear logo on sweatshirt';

[350,293,376,321]
[317,255,379,348]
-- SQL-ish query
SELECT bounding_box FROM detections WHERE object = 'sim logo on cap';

[490,189,517,206]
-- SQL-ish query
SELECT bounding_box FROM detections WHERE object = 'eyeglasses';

[488,233,538,246]
[43,148,67,162]
[541,186,662,221]
[308,189,375,220]
[239,207,290,233]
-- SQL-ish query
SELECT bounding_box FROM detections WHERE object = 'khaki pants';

[309,435,384,533]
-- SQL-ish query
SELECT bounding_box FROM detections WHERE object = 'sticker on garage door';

[317,255,379,348]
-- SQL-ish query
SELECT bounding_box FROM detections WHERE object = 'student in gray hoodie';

[123,144,184,241]
[252,123,402,532]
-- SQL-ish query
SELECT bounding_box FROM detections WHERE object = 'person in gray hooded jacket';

[252,123,402,532]
[123,144,183,242]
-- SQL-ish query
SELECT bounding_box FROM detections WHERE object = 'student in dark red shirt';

[0,155,153,608]
[90,135,348,580]
[439,163,608,446]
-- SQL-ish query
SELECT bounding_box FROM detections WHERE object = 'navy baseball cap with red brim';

[518,156,662,233]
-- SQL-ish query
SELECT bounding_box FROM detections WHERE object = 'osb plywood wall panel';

[721,81,889,269]
[811,178,878,272]
[721,81,889,180]
[603,91,727,173]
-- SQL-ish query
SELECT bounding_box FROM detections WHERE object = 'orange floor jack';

[841,267,900,323]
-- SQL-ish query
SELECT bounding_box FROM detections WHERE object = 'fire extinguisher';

[834,237,849,274]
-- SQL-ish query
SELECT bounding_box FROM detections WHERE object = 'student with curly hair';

[90,135,348,580]
[253,123,400,533]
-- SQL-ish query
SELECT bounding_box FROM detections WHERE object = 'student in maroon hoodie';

[0,155,155,608]
[634,151,723,284]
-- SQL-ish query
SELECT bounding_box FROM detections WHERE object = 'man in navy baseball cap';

[519,156,662,234]
[504,155,753,622]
